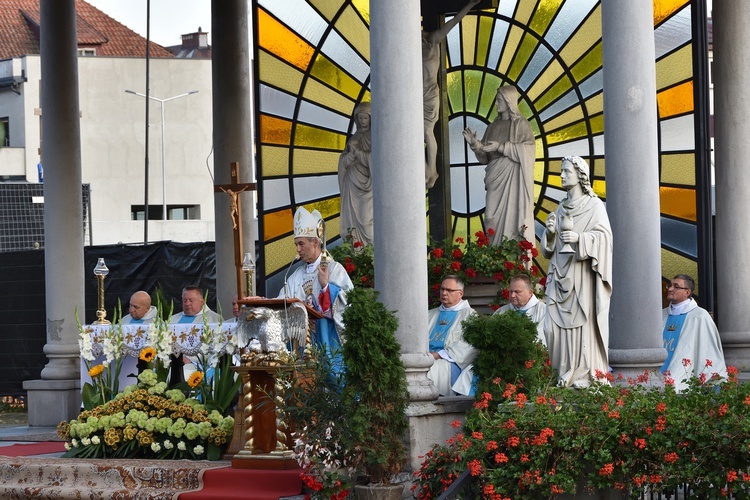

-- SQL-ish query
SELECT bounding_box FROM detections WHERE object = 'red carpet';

[0,441,67,457]
[178,466,305,499]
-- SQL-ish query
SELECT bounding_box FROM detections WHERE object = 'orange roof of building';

[0,0,173,59]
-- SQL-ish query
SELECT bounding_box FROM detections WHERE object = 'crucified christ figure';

[220,185,251,229]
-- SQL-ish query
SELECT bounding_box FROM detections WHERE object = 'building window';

[0,117,8,147]
[77,48,96,57]
[131,204,200,221]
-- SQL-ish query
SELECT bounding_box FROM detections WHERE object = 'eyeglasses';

[439,287,463,293]
[667,284,689,290]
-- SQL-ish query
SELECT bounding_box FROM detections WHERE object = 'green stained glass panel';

[570,41,602,82]
[464,70,484,114]
[508,33,538,81]
[447,71,465,114]
[530,0,564,36]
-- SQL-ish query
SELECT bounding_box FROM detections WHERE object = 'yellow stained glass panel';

[351,0,369,24]
[543,105,584,133]
[533,160,545,182]
[258,9,314,71]
[660,186,696,222]
[584,93,604,115]
[293,149,340,175]
[508,33,538,82]
[465,70,484,113]
[515,0,536,26]
[559,5,601,66]
[661,154,695,185]
[592,180,606,198]
[499,25,523,74]
[478,74,502,116]
[302,79,357,116]
[304,199,340,221]
[310,0,342,22]
[540,198,558,213]
[546,120,588,145]
[264,208,294,241]
[260,145,290,177]
[529,0,563,36]
[461,14,478,65]
[264,236,298,275]
[527,59,563,102]
[661,248,698,294]
[571,41,602,82]
[593,158,605,178]
[654,0,690,25]
[476,16,494,67]
[259,51,303,96]
[293,124,347,150]
[336,6,371,60]
[547,175,562,188]
[310,54,362,100]
[657,81,694,118]
[260,114,292,146]
[656,45,692,90]
[535,75,573,114]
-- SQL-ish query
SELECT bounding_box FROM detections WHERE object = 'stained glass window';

[253,0,705,296]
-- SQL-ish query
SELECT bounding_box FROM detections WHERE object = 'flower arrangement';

[77,306,126,410]
[57,370,234,460]
[413,361,748,499]
[427,227,544,309]
[329,231,374,288]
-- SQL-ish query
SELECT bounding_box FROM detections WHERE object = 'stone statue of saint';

[463,85,535,245]
[423,0,480,189]
[338,101,373,245]
[541,156,613,388]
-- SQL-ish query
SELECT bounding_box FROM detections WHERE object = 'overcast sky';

[86,0,212,47]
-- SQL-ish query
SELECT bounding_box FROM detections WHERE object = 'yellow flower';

[139,347,156,363]
[187,371,204,388]
[88,364,104,378]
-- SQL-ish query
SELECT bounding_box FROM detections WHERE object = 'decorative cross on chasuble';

[214,162,257,298]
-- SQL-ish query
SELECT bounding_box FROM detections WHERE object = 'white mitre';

[294,206,322,238]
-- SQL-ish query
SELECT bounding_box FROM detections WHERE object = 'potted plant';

[341,286,409,499]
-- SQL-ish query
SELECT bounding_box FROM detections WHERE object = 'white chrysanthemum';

[91,435,101,445]
[193,445,205,455]
[151,442,161,453]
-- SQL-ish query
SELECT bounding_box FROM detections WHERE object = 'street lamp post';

[125,89,199,220]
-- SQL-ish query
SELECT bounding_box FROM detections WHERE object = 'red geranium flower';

[431,248,443,259]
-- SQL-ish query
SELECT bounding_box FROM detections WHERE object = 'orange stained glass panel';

[660,186,696,222]
[260,145,290,177]
[260,114,292,146]
[657,81,694,118]
[293,124,347,150]
[310,54,362,100]
[257,9,314,71]
[654,0,690,25]
[264,208,294,241]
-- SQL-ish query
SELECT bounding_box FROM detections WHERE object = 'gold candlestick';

[242,252,255,297]
[93,258,110,325]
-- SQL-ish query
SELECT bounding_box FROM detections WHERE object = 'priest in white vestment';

[427,275,478,396]
[278,206,353,377]
[661,274,726,391]
[169,286,222,382]
[542,156,613,388]
[121,290,158,324]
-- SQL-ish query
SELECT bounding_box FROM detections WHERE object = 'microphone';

[283,255,301,299]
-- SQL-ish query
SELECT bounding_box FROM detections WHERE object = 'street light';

[125,89,199,220]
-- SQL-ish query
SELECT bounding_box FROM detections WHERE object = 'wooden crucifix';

[214,162,257,299]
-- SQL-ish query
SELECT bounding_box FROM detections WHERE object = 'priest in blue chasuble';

[661,274,726,391]
[427,275,478,396]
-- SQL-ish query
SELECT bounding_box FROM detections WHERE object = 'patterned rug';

[0,456,228,499]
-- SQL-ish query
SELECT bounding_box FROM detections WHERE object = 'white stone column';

[601,0,666,380]
[23,0,84,424]
[212,0,255,313]
[714,2,750,369]
[370,0,436,403]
